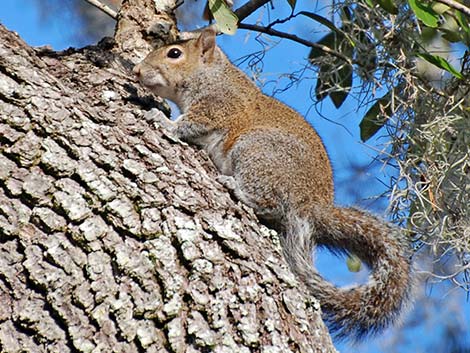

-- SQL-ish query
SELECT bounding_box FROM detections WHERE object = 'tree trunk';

[0,2,336,352]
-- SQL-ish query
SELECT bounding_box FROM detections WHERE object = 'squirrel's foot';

[144,108,176,132]
[216,175,237,191]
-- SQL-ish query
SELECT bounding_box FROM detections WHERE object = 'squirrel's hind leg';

[216,174,282,225]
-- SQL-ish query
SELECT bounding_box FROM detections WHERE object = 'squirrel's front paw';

[216,175,237,191]
[144,108,176,131]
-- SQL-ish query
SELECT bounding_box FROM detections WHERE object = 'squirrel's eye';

[167,48,182,59]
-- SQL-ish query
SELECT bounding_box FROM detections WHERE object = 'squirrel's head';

[133,27,220,106]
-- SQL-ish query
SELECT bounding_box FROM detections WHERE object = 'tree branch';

[433,0,470,17]
[83,0,118,19]
[0,22,336,352]
[238,23,353,65]
[234,0,272,22]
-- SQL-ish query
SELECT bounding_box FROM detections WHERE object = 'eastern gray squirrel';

[133,27,414,340]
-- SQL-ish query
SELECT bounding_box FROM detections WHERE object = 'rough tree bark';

[0,1,336,352]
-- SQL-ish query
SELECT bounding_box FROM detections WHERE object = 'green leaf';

[330,89,350,108]
[346,255,362,272]
[440,27,463,43]
[300,12,355,47]
[309,32,340,59]
[455,10,470,45]
[456,10,470,34]
[417,53,463,79]
[299,11,341,34]
[359,92,392,142]
[408,0,439,27]
[375,0,398,15]
[421,26,438,42]
[309,29,355,60]
[209,0,238,35]
[286,0,296,11]
[431,2,450,14]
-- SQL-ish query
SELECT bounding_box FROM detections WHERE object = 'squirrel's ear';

[196,27,216,62]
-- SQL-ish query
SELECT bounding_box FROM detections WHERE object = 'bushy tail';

[281,206,414,340]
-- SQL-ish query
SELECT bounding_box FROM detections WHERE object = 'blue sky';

[1,1,469,352]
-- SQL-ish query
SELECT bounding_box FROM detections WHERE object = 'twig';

[234,0,272,22]
[433,0,470,17]
[266,13,296,29]
[237,23,353,65]
[83,0,118,19]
